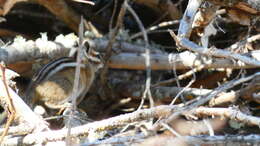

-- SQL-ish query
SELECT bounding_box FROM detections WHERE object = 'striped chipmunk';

[25,40,103,110]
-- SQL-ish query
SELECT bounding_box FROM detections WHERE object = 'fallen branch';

[2,105,177,145]
[185,134,260,145]
[178,38,260,66]
[87,134,260,145]
[193,107,260,127]
[152,72,260,130]
[175,0,260,66]
[163,134,260,145]
[84,133,146,145]
[109,51,259,70]
[0,75,48,135]
[115,82,238,106]
[0,35,259,71]
[0,63,16,143]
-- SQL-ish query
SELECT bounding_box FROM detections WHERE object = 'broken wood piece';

[0,78,49,134]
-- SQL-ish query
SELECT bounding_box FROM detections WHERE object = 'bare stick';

[0,63,16,144]
[130,20,180,39]
[3,105,177,145]
[84,133,146,145]
[175,0,260,66]
[193,107,260,127]
[99,0,126,100]
[125,1,154,109]
[0,35,259,70]
[109,51,259,70]
[152,72,260,130]
[178,38,260,66]
[66,17,85,145]
[0,76,49,134]
[178,0,202,38]
[70,0,94,5]
[153,64,205,87]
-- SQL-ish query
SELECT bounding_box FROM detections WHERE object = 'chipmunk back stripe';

[33,57,75,84]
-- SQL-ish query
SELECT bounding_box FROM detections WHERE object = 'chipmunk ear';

[68,46,78,58]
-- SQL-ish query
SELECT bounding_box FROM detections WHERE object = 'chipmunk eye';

[83,40,90,54]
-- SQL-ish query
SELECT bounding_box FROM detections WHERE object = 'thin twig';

[171,56,186,103]
[84,133,146,145]
[193,107,260,127]
[153,64,205,87]
[161,122,182,137]
[71,0,95,5]
[66,16,85,145]
[175,0,260,66]
[99,0,126,100]
[152,72,260,131]
[109,0,118,31]
[0,63,16,144]
[124,1,154,109]
[0,76,49,134]
[0,34,258,70]
[3,105,177,145]
[130,20,179,39]
[170,67,196,105]
[179,37,260,66]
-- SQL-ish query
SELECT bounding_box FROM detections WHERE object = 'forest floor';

[0,0,259,145]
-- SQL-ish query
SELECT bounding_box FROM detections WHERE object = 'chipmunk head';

[83,40,103,71]
[69,40,103,71]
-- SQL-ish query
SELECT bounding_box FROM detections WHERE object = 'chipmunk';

[25,41,103,110]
